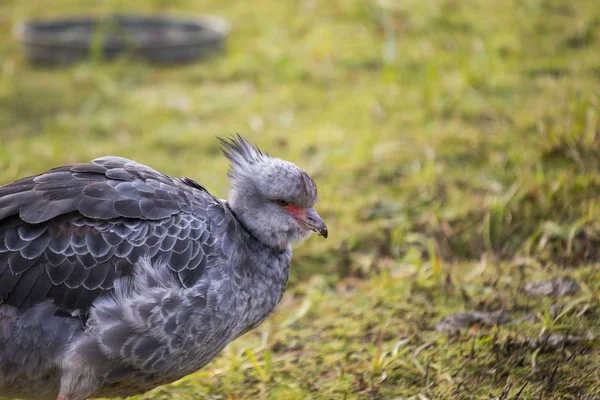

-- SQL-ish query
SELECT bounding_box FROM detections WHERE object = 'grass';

[1,0,600,398]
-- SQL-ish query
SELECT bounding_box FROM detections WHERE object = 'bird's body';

[0,137,326,400]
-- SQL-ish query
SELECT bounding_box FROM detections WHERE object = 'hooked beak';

[300,207,328,238]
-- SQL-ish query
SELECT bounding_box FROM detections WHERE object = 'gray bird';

[0,135,327,400]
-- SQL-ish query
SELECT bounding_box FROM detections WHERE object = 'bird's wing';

[0,156,236,311]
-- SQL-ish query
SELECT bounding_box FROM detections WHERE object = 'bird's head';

[220,135,327,249]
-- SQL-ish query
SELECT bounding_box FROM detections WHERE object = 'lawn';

[1,0,599,398]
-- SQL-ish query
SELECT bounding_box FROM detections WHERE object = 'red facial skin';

[283,204,305,218]
[284,204,311,230]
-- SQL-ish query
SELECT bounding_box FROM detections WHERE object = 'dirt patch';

[522,276,580,297]
[436,311,510,332]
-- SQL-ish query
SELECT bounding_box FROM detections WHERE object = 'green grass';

[1,0,600,398]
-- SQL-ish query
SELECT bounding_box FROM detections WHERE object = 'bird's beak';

[302,207,328,238]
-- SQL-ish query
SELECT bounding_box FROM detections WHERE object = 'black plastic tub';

[15,14,230,65]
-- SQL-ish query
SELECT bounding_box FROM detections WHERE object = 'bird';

[0,135,327,400]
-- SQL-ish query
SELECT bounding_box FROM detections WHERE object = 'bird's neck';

[223,200,292,282]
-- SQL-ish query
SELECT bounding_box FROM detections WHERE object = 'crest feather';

[218,134,269,169]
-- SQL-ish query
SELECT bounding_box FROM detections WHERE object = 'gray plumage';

[0,135,327,400]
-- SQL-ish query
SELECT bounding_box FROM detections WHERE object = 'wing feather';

[0,157,232,312]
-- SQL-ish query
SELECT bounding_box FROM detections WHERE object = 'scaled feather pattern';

[0,136,326,400]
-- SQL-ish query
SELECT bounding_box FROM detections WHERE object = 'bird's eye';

[276,199,289,207]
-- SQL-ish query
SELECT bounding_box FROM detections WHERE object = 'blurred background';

[1,0,599,398]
